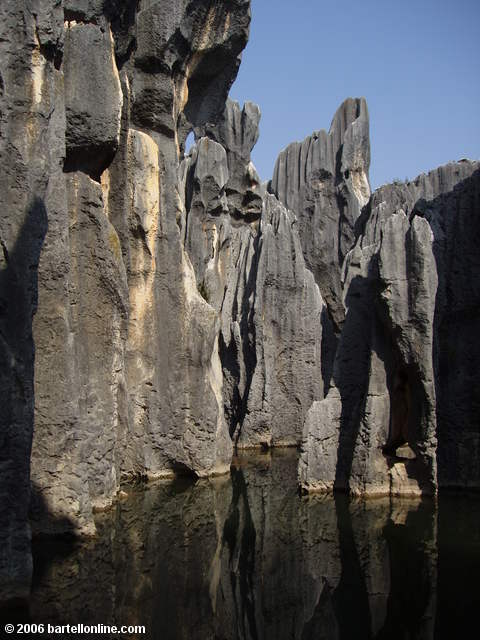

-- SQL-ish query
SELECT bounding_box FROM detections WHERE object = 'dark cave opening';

[384,369,416,459]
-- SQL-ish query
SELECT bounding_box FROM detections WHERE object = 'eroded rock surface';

[270,97,371,333]
[300,160,480,496]
[0,0,63,600]
[181,104,325,447]
[1,0,479,609]
[195,98,264,220]
[1,0,251,599]
[238,194,325,448]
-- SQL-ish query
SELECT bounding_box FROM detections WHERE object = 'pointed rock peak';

[195,97,261,161]
[329,97,369,140]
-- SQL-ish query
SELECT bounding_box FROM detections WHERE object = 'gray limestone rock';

[238,194,325,448]
[188,137,230,220]
[195,98,264,220]
[182,107,325,448]
[270,97,371,333]
[179,126,259,440]
[428,166,480,489]
[357,161,480,489]
[358,161,480,491]
[31,172,129,535]
[300,160,480,496]
[130,0,251,139]
[216,223,259,437]
[1,0,479,610]
[0,0,63,601]
[30,0,249,525]
[63,22,123,178]
[1,0,251,602]
[63,1,104,23]
[101,93,232,484]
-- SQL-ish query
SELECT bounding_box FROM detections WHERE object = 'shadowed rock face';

[421,167,480,489]
[0,0,62,601]
[63,22,123,178]
[0,0,251,599]
[299,160,480,496]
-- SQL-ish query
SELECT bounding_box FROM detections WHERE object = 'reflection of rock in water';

[335,498,437,640]
[216,451,342,640]
[218,462,258,640]
[376,500,437,640]
[299,495,342,640]
[28,452,439,639]
[30,477,233,639]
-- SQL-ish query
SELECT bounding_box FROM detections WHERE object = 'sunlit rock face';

[270,98,371,335]
[0,0,251,598]
[1,0,479,611]
[266,94,479,500]
[195,98,264,221]
[181,101,326,448]
[299,160,480,496]
[29,0,251,528]
[237,194,325,448]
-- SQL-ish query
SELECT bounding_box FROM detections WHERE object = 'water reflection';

[24,450,479,639]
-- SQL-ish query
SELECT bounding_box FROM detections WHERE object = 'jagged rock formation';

[270,98,371,331]
[1,0,479,610]
[181,99,325,447]
[195,98,264,220]
[237,194,325,447]
[300,160,480,495]
[1,0,251,599]
[269,98,371,392]
[29,0,253,527]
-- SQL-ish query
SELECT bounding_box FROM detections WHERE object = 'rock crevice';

[0,0,479,606]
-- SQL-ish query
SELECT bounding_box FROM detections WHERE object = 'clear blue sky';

[229,0,480,189]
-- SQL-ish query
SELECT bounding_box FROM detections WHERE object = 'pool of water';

[9,450,480,639]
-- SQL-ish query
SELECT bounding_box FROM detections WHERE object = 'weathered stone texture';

[181,105,325,448]
[300,160,480,496]
[1,0,251,602]
[357,161,480,491]
[196,98,264,220]
[270,97,371,333]
[1,0,479,610]
[63,22,123,177]
[32,173,129,535]
[431,167,480,488]
[0,0,64,601]
[238,194,325,448]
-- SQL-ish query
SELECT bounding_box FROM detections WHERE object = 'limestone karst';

[0,0,478,604]
[298,160,480,496]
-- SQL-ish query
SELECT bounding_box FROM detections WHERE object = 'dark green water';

[12,451,480,638]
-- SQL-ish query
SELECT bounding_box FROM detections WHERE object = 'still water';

[23,451,480,638]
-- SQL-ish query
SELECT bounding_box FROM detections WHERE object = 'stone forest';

[0,1,479,638]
